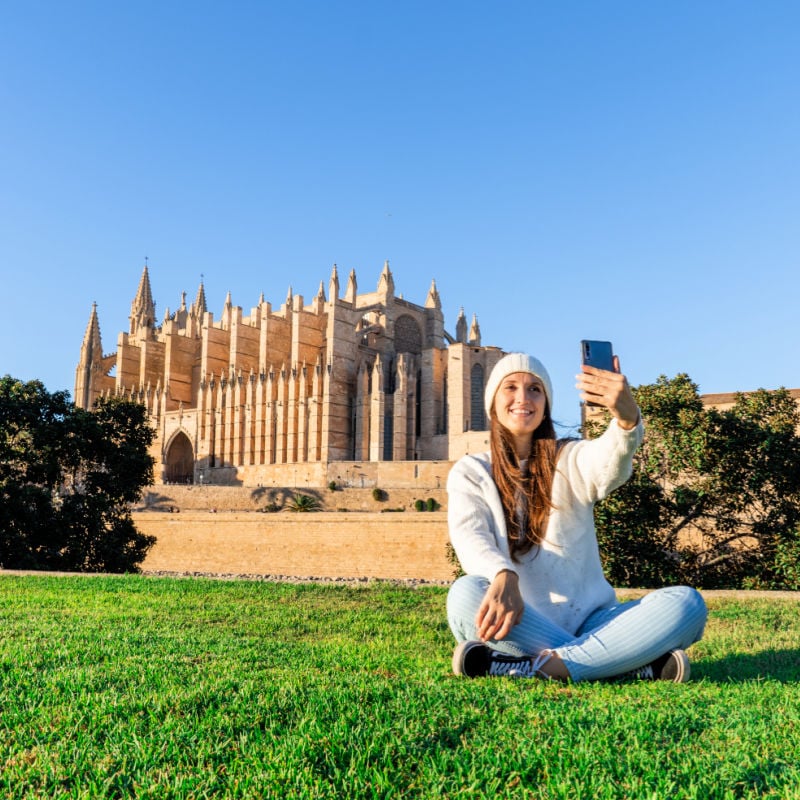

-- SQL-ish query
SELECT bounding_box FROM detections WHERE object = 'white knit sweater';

[447,418,645,635]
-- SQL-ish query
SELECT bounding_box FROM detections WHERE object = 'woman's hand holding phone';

[578,342,640,430]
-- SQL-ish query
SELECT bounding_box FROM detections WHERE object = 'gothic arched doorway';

[165,431,194,483]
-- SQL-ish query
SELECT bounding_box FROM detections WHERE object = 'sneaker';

[452,640,552,679]
[620,649,691,683]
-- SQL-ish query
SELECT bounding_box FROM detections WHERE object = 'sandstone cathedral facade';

[75,262,504,486]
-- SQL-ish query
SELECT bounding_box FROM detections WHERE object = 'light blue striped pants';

[447,575,708,682]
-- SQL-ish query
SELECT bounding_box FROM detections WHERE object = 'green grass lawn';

[0,576,798,799]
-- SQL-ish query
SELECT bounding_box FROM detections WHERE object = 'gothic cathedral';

[75,262,503,485]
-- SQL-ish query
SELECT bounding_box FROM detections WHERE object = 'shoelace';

[489,650,553,678]
[625,663,655,680]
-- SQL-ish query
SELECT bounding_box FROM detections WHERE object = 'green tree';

[591,374,800,589]
[702,387,800,588]
[0,376,156,572]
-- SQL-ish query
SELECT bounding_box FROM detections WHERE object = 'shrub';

[414,499,425,512]
[328,481,337,492]
[372,487,386,502]
[446,542,465,580]
[286,494,321,512]
[743,526,800,590]
[426,497,439,511]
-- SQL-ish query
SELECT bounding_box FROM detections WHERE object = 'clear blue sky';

[2,1,798,431]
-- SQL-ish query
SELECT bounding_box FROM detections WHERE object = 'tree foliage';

[285,493,321,512]
[0,376,156,572]
[591,374,800,589]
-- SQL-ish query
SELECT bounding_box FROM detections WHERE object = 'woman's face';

[493,371,547,449]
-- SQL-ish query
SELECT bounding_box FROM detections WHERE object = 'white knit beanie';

[484,353,553,419]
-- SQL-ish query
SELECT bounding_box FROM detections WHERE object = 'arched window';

[470,363,485,431]
[394,314,422,354]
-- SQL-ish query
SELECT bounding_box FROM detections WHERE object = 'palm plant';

[286,493,321,512]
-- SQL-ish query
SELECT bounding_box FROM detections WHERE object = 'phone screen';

[581,340,614,372]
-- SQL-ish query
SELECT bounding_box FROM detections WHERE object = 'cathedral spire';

[344,269,357,304]
[193,279,207,316]
[377,260,395,297]
[329,264,340,300]
[455,307,467,343]
[469,314,481,346]
[129,264,156,335]
[425,279,441,310]
[75,303,106,409]
[174,291,188,329]
[220,291,234,329]
[81,302,104,363]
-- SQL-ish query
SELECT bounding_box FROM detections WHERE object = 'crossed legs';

[447,575,708,682]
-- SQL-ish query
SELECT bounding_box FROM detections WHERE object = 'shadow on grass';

[695,648,800,683]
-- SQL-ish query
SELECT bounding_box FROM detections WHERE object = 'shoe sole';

[661,649,691,683]
[452,640,488,677]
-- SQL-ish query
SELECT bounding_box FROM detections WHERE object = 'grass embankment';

[0,576,798,799]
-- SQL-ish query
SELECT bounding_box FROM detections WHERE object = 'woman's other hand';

[576,355,640,430]
[476,570,524,642]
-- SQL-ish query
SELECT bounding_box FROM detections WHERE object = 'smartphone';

[581,340,615,407]
[580,339,615,372]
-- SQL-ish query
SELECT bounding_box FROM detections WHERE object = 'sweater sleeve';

[446,455,516,580]
[560,417,645,505]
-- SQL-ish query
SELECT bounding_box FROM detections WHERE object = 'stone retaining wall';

[136,485,448,513]
[135,511,455,582]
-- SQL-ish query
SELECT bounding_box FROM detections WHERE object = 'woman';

[446,352,707,682]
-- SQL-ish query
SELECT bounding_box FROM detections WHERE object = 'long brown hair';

[489,403,564,560]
